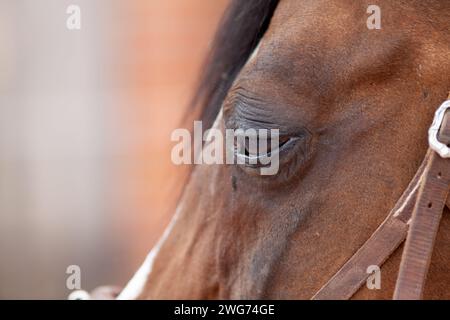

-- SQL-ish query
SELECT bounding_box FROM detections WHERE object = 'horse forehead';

[269,0,362,39]
[236,1,362,91]
[239,2,420,102]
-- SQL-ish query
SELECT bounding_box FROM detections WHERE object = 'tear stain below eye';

[231,175,238,191]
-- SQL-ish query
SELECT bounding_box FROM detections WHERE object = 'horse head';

[119,0,450,299]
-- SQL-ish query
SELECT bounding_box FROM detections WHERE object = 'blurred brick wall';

[115,0,229,276]
[0,1,229,298]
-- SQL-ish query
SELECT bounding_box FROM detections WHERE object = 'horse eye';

[240,136,290,156]
[234,134,292,166]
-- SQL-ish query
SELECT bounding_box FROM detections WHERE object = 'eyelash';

[234,136,295,167]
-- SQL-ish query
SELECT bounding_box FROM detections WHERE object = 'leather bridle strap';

[394,95,450,299]
[393,149,449,298]
[313,94,450,300]
[312,152,427,300]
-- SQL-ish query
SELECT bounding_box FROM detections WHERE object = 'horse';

[108,0,450,299]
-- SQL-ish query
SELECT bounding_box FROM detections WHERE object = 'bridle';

[313,93,450,300]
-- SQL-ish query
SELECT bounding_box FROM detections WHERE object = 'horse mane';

[189,0,280,130]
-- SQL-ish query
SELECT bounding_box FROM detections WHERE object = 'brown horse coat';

[117,0,450,299]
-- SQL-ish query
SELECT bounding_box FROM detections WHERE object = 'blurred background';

[0,0,228,299]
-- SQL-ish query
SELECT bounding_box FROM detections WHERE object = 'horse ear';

[186,0,280,130]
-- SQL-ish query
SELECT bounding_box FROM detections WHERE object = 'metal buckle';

[428,100,450,158]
